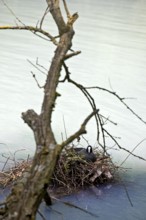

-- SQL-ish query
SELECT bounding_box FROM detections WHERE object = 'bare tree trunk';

[0,1,81,219]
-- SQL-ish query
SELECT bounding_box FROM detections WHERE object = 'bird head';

[86,145,92,153]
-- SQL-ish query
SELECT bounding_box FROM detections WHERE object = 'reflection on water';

[38,170,146,220]
[0,0,146,219]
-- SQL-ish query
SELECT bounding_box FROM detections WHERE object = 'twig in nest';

[1,157,10,172]
[50,148,114,195]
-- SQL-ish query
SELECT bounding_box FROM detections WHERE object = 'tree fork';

[0,1,79,219]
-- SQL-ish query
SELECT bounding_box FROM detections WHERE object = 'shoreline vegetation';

[0,146,116,197]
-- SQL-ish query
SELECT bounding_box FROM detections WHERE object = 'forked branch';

[61,62,146,161]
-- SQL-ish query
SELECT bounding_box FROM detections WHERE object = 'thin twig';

[62,0,71,18]
[1,0,25,26]
[100,114,117,126]
[62,115,68,139]
[60,109,99,149]
[36,58,48,72]
[0,25,57,43]
[62,62,107,153]
[120,138,146,166]
[13,149,26,167]
[86,86,146,125]
[37,209,46,220]
[64,51,81,60]
[104,129,146,161]
[1,157,10,172]
[51,196,99,218]
[31,71,44,89]
[1,0,58,44]
[27,59,47,76]
[39,6,49,29]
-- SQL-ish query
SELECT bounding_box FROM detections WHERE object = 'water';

[0,0,146,219]
[38,171,146,220]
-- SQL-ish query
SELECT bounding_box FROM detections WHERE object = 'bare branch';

[86,86,146,125]
[61,63,146,159]
[31,72,44,89]
[1,0,25,26]
[27,59,47,76]
[100,114,118,126]
[36,58,48,72]
[0,25,57,44]
[104,129,146,161]
[39,6,50,29]
[47,0,67,35]
[62,0,71,18]
[120,138,146,166]
[67,13,79,27]
[1,0,58,44]
[62,62,106,152]
[64,51,81,60]
[59,109,99,149]
[1,156,10,172]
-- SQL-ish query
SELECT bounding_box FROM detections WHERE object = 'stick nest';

[0,160,32,187]
[49,148,115,195]
[0,148,116,196]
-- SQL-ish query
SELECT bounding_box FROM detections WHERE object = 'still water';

[0,0,146,219]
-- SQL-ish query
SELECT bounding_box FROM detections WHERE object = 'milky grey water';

[0,0,146,219]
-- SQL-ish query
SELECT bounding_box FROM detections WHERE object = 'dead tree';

[0,0,93,219]
[0,0,146,219]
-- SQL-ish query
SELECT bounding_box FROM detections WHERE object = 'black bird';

[74,145,96,162]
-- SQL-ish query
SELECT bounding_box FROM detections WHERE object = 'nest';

[0,148,115,196]
[49,148,115,195]
[0,160,32,187]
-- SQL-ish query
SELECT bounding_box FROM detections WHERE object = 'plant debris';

[49,147,115,195]
[0,147,116,195]
[0,160,32,187]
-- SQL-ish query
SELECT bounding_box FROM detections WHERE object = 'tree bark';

[0,1,79,219]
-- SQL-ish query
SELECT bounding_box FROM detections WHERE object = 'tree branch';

[57,109,99,151]
[62,0,71,18]
[104,129,146,161]
[0,25,57,44]
[64,51,81,60]
[86,86,146,125]
[22,110,45,146]
[46,0,67,35]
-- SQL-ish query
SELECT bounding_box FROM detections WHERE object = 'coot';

[74,145,96,162]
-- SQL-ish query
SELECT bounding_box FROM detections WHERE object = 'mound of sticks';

[50,148,115,195]
[0,159,32,187]
[0,148,115,195]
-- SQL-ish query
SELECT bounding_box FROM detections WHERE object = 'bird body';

[73,145,96,162]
